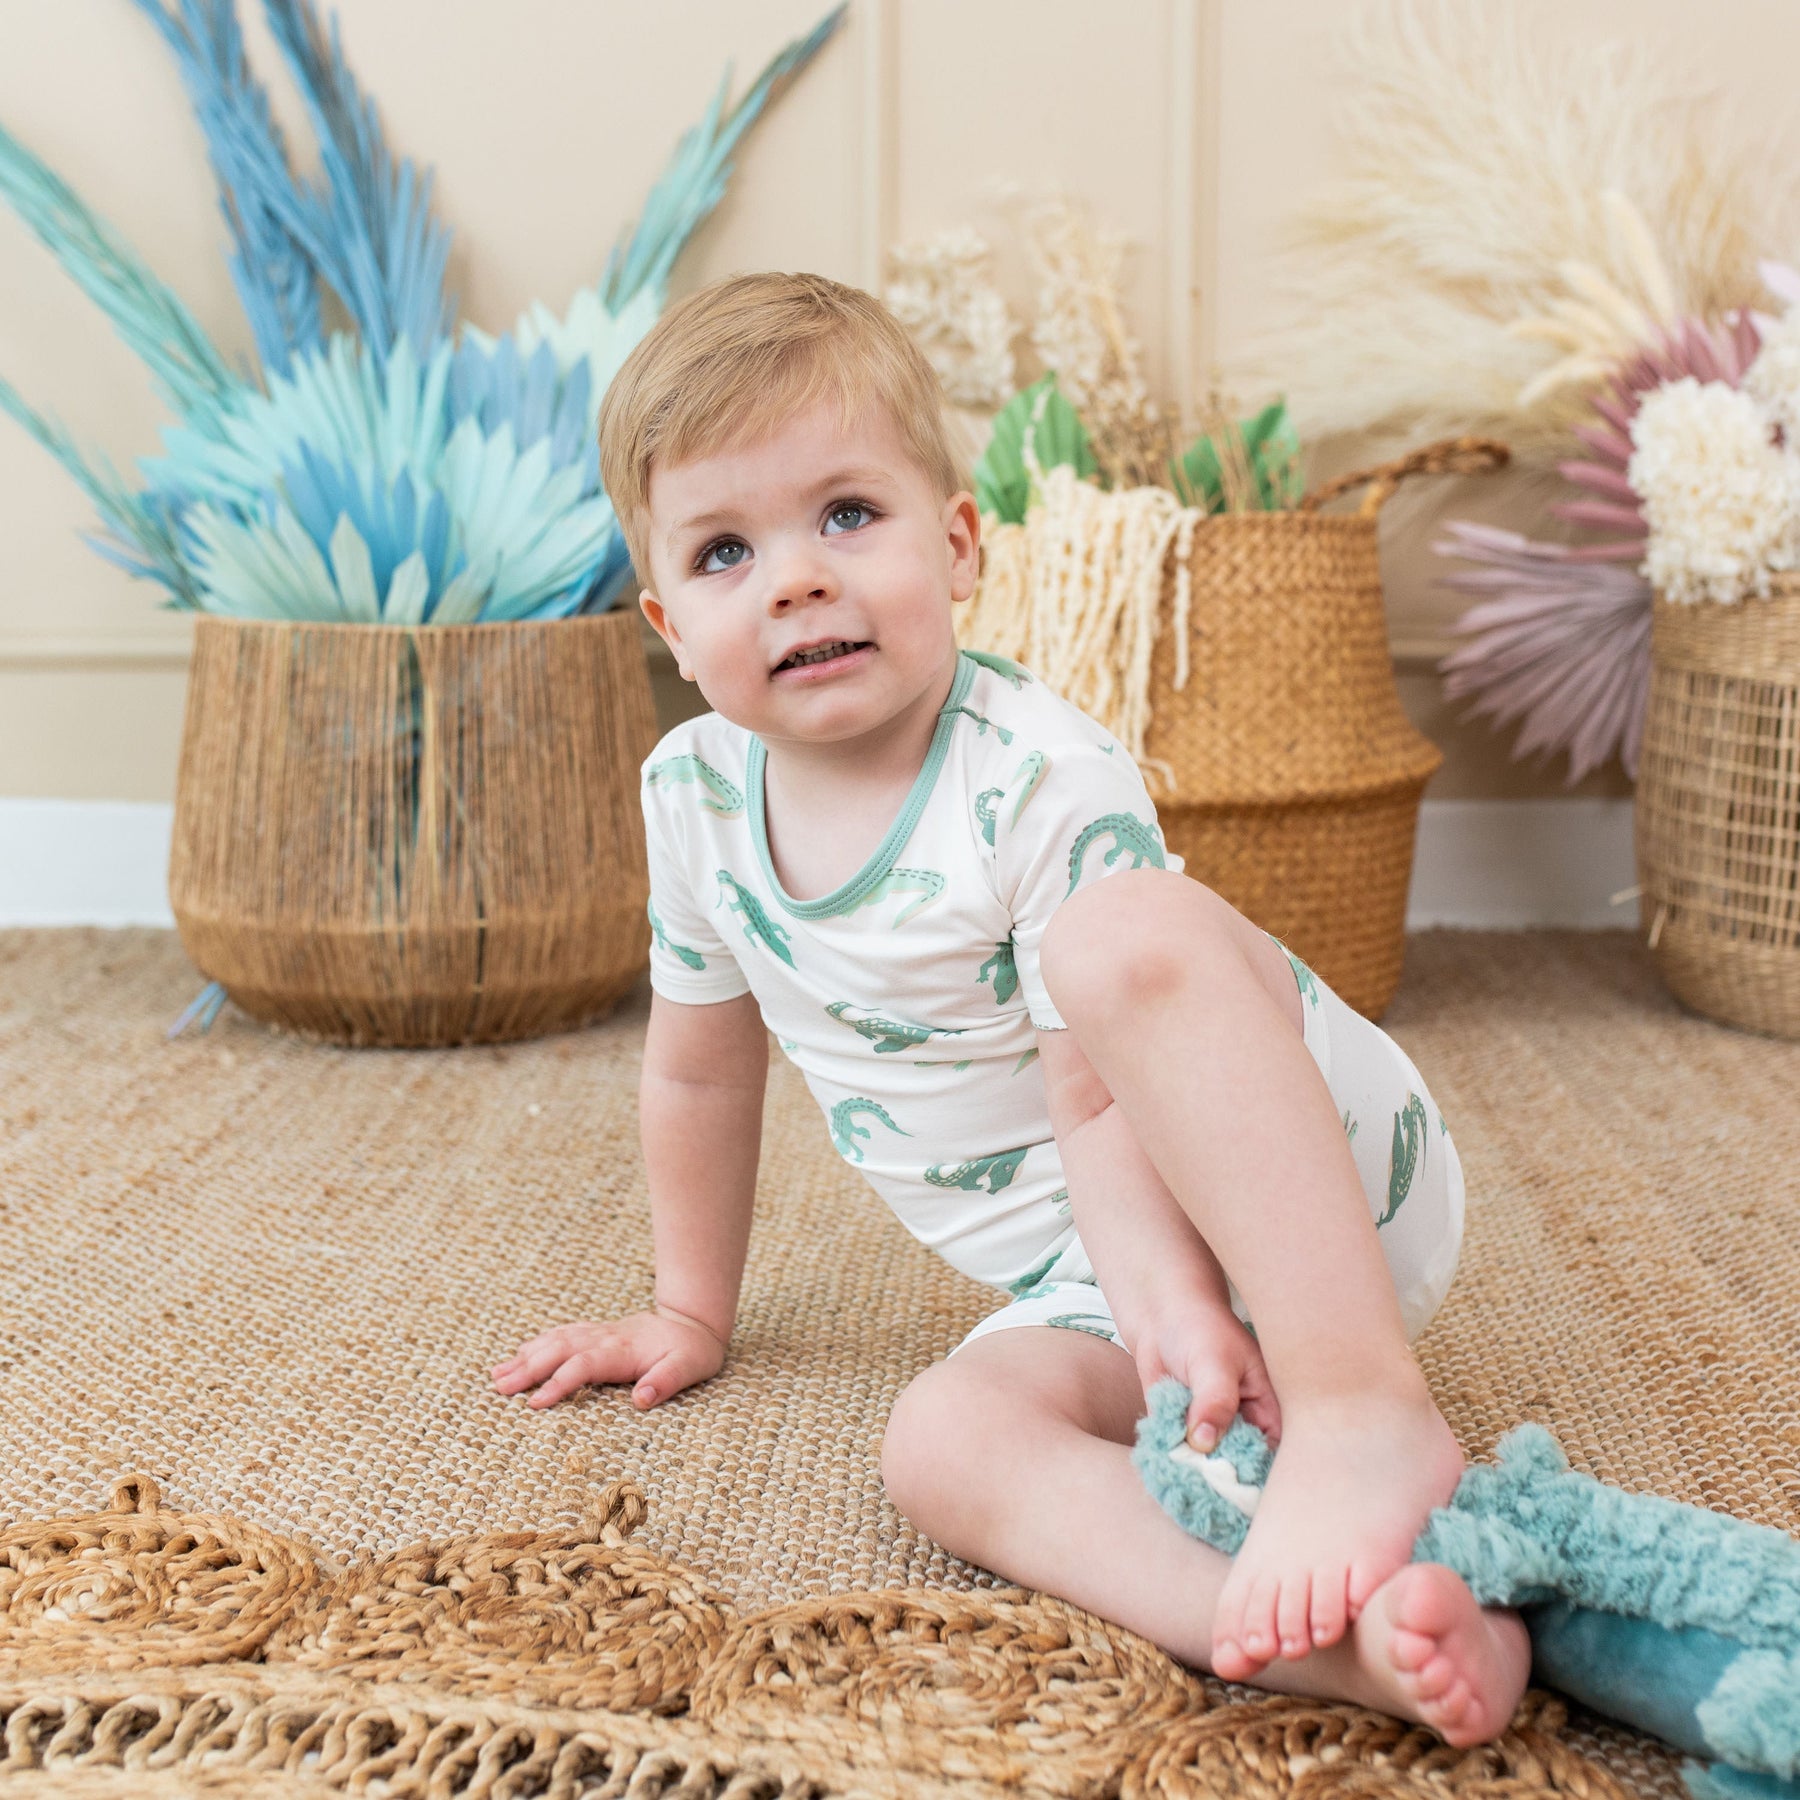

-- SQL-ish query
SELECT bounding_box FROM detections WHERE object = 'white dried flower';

[1627,376,1800,604]
[1019,195,1151,425]
[1006,191,1167,488]
[885,228,1019,410]
[1742,303,1800,442]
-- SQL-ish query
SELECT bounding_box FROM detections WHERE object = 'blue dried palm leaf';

[131,0,322,374]
[0,117,238,417]
[179,417,620,622]
[143,332,451,514]
[0,372,200,606]
[460,283,658,450]
[599,4,846,312]
[182,485,440,623]
[434,417,621,621]
[279,443,457,612]
[182,491,343,618]
[257,0,451,359]
[448,337,597,487]
[567,530,634,615]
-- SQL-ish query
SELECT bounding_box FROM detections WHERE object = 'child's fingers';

[503,1330,635,1405]
[1239,1359,1283,1447]
[1183,1374,1241,1453]
[631,1347,708,1411]
[527,1342,639,1409]
[492,1328,583,1392]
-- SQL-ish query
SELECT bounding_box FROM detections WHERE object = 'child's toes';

[1275,1572,1313,1660]
[1412,1650,1458,1701]
[1235,1572,1282,1667]
[1346,1554,1395,1620]
[1386,1624,1436,1674]
[1210,1633,1261,1683]
[1308,1573,1349,1651]
[1210,1577,1257,1679]
[1435,1677,1473,1726]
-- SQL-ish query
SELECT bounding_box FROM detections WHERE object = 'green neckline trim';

[747,651,978,920]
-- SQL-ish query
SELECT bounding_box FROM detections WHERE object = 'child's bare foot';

[1210,1376,1464,1680]
[1352,1562,1532,1746]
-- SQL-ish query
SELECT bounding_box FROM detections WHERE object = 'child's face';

[637,398,980,748]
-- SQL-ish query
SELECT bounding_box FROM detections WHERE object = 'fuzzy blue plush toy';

[1133,1380,1800,1799]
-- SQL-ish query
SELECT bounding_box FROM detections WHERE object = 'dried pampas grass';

[1229,0,1800,461]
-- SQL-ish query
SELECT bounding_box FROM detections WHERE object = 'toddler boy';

[493,271,1529,1741]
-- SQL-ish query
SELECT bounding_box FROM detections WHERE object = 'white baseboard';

[0,795,1640,931]
[1405,797,1639,929]
[0,798,178,927]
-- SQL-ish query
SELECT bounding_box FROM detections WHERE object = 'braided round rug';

[2,926,1795,1797]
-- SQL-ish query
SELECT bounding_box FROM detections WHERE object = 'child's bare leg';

[882,1328,1529,1744]
[1038,869,1466,1680]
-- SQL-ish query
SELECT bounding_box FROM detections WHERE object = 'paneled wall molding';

[0,632,195,667]
[1167,0,1218,434]
[0,629,1462,670]
[855,0,897,291]
[0,794,1641,930]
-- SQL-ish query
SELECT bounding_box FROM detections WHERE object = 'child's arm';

[640,987,768,1344]
[493,987,768,1410]
[1037,1025,1282,1450]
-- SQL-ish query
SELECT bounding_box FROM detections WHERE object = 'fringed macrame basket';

[1143,436,1511,1020]
[1634,579,1800,1039]
[168,612,660,1047]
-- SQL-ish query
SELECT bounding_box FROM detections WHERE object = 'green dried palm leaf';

[0,116,238,419]
[0,371,199,604]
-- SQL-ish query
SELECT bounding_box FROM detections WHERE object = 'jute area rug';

[2,926,1795,1799]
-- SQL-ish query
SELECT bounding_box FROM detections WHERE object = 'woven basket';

[1143,435,1511,1021]
[169,611,660,1047]
[1634,578,1800,1039]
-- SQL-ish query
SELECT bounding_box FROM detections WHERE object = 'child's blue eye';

[694,501,874,573]
[824,501,874,534]
[697,539,748,574]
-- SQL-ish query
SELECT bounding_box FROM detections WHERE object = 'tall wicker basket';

[1143,436,1511,1021]
[1634,578,1800,1039]
[168,611,660,1047]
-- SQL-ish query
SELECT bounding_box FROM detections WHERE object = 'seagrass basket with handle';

[168,610,660,1047]
[1143,435,1511,1020]
[1634,577,1800,1039]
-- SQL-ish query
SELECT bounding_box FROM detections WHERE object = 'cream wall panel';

[889,0,1183,400]
[1214,0,1800,807]
[0,665,190,803]
[2,0,1794,808]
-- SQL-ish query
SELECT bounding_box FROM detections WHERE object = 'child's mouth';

[772,640,875,679]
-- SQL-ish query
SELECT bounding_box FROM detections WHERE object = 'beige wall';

[3,0,1787,804]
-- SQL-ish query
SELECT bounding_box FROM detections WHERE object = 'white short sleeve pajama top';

[639,649,1464,1349]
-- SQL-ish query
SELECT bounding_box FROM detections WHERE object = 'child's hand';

[491,1304,727,1411]
[1130,1296,1282,1454]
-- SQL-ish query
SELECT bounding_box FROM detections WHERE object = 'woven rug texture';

[2,926,1796,1799]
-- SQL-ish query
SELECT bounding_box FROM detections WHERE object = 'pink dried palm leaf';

[1433,308,1762,784]
[1550,310,1763,556]
[1434,521,1652,785]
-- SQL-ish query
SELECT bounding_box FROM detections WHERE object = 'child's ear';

[946,490,981,604]
[639,590,695,682]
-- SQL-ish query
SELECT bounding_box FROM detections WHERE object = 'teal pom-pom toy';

[1133,1379,1800,1799]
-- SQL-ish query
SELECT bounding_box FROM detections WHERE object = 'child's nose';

[766,545,838,610]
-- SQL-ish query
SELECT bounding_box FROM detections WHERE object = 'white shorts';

[952,933,1466,1358]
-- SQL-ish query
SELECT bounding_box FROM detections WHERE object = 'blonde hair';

[598,271,964,587]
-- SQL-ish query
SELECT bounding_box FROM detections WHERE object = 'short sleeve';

[640,765,752,1005]
[994,735,1184,1030]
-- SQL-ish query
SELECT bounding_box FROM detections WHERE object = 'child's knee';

[880,1363,987,1536]
[1041,868,1230,1020]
